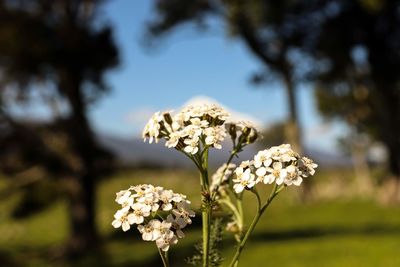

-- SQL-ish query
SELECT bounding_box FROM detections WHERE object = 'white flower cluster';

[142,104,229,154]
[226,121,260,145]
[112,184,195,251]
[233,144,318,193]
[210,163,237,196]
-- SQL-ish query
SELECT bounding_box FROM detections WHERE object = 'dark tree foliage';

[312,0,400,182]
[258,122,286,149]
[0,0,119,256]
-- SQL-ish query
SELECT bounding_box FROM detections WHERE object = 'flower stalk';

[200,165,211,267]
[202,205,211,267]
[228,185,282,267]
[158,247,170,267]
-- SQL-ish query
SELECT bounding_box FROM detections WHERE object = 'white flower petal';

[256,167,267,177]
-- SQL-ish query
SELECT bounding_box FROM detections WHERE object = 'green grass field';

[0,169,400,267]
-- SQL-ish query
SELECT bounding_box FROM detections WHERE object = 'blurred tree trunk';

[282,71,302,154]
[384,111,400,203]
[60,70,98,255]
[235,15,303,153]
[237,16,308,199]
[388,148,400,201]
[350,138,372,195]
[381,121,400,203]
[281,72,312,201]
[372,82,400,202]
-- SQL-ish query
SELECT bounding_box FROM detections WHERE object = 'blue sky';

[88,0,346,151]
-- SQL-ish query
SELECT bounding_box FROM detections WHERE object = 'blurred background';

[1,0,400,266]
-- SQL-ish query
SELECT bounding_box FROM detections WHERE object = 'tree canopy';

[0,0,119,255]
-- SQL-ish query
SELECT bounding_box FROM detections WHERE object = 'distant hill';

[97,134,351,168]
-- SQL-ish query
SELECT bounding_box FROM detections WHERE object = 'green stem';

[199,148,211,267]
[202,205,211,267]
[219,199,242,228]
[236,197,244,224]
[202,149,210,190]
[185,152,203,173]
[158,247,169,267]
[211,149,237,200]
[228,185,282,267]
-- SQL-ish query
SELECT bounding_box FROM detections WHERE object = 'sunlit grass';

[232,234,400,267]
[0,169,400,266]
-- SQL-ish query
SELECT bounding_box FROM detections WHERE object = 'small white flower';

[281,151,298,162]
[171,121,181,131]
[253,150,272,168]
[182,105,203,118]
[234,166,244,177]
[300,157,318,176]
[159,189,174,211]
[239,160,253,169]
[166,214,187,238]
[206,104,229,121]
[183,137,199,154]
[137,192,159,212]
[137,219,162,241]
[204,126,226,149]
[142,112,162,144]
[182,125,202,139]
[190,117,209,128]
[233,168,256,193]
[112,206,134,232]
[131,185,149,200]
[284,165,302,186]
[130,203,151,224]
[156,230,178,252]
[268,144,297,162]
[171,193,184,203]
[165,131,182,148]
[115,190,133,206]
[255,166,267,183]
[267,161,287,185]
[172,201,195,224]
[155,220,173,235]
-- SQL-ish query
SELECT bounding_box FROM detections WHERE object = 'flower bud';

[204,114,214,124]
[158,121,167,136]
[226,123,237,140]
[175,139,185,151]
[214,118,225,126]
[163,112,173,125]
[246,129,258,144]
[242,126,251,137]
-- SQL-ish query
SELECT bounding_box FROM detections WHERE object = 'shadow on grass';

[248,224,400,243]
[3,224,400,267]
[0,242,165,267]
[0,250,21,267]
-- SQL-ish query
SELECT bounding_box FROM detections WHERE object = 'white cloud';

[182,95,265,129]
[303,121,350,151]
[125,106,156,127]
[305,122,333,137]
[124,95,266,137]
